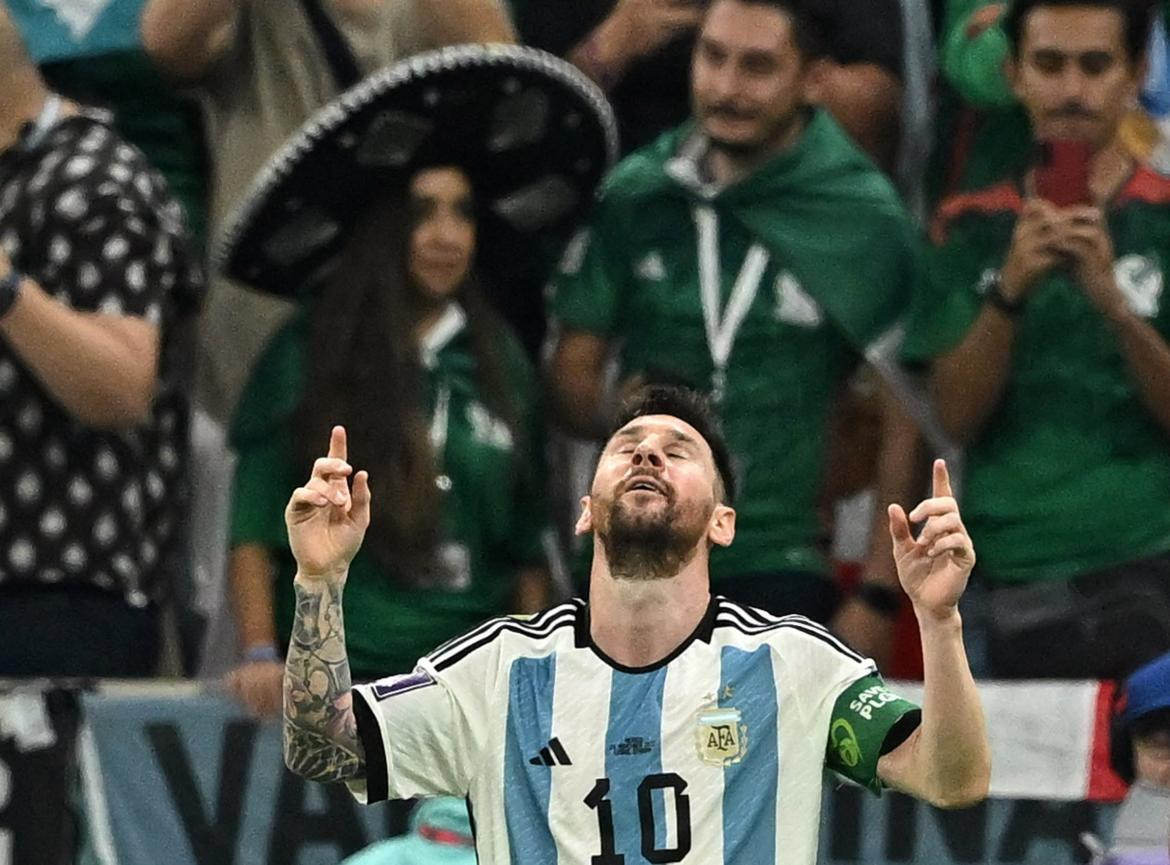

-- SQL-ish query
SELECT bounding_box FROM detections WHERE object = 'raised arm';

[876,459,990,808]
[417,0,516,44]
[563,0,702,91]
[140,0,238,81]
[281,426,372,783]
[931,199,1061,443]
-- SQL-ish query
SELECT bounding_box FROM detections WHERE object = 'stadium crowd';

[0,0,1168,862]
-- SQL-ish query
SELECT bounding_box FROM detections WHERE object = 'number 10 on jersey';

[585,773,692,864]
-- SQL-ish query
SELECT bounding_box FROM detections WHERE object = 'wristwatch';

[983,270,1025,317]
[0,268,23,320]
[854,582,903,618]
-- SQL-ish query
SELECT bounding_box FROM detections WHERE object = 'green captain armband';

[825,674,921,794]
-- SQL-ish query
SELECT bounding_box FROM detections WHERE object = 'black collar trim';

[574,595,719,674]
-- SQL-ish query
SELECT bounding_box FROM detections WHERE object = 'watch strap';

[985,272,1025,316]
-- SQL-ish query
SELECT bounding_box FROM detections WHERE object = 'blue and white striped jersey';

[349,597,919,864]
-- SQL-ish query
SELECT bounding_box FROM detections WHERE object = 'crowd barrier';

[0,681,1129,865]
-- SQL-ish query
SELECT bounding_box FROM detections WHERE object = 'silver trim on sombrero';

[212,43,620,277]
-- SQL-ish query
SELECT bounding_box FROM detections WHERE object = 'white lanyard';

[420,303,464,494]
[428,382,453,493]
[693,205,770,402]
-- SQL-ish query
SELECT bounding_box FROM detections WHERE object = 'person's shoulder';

[712,598,870,666]
[929,178,1023,244]
[596,126,688,206]
[1115,163,1170,209]
[422,599,584,676]
[44,114,186,229]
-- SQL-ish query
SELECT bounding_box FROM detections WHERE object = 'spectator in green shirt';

[907,0,1170,679]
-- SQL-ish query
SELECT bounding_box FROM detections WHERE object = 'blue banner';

[79,688,1121,865]
[81,690,404,865]
[5,0,144,64]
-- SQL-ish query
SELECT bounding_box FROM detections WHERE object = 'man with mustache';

[906,0,1170,679]
[280,385,990,862]
[547,0,924,658]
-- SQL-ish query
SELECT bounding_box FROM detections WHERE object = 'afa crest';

[696,706,748,766]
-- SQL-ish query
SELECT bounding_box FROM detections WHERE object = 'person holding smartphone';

[905,0,1170,680]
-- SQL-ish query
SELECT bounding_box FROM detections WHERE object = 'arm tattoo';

[282,579,366,783]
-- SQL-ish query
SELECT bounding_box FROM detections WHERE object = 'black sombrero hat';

[214,44,619,296]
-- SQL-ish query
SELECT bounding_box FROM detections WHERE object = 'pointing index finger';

[933,458,953,499]
[328,425,347,462]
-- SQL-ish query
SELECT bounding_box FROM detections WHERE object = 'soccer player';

[281,386,990,863]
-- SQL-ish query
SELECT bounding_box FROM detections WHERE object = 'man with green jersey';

[549,0,923,632]
[906,0,1170,679]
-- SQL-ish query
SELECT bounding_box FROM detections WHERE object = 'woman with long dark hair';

[226,166,552,714]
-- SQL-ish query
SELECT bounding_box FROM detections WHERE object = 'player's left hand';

[889,459,975,620]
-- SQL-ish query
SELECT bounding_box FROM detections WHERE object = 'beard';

[596,489,711,582]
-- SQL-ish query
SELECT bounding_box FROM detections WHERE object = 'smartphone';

[1034,139,1093,207]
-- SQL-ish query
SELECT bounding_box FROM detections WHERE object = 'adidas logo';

[529,737,572,766]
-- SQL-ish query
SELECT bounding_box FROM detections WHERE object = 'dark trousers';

[714,570,841,624]
[0,584,159,678]
[986,552,1170,681]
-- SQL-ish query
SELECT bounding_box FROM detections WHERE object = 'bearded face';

[591,469,715,581]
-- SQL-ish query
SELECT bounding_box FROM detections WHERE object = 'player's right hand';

[284,425,371,583]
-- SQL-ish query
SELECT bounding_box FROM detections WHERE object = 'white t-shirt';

[350,597,920,864]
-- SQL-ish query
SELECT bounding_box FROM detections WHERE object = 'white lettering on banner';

[0,755,10,865]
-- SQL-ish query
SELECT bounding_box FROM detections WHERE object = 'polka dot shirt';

[0,112,202,606]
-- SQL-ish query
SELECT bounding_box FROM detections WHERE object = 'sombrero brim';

[213,44,619,297]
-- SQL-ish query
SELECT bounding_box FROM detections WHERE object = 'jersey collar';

[574,595,719,674]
